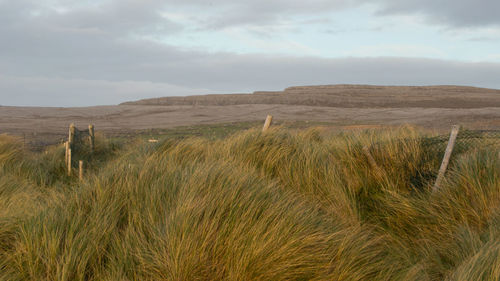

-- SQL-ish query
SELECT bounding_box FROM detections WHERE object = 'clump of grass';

[0,126,498,280]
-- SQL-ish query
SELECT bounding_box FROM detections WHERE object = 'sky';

[1,0,499,106]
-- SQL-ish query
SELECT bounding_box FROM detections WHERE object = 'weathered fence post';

[88,124,95,153]
[262,115,273,132]
[363,145,383,178]
[68,123,76,149]
[79,160,83,181]
[433,125,460,192]
[67,148,72,176]
[65,141,69,165]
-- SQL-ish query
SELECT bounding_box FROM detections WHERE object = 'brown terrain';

[1,85,499,146]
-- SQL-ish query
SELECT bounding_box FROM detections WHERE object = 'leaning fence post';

[67,148,72,176]
[88,124,95,153]
[262,115,273,132]
[433,125,460,192]
[79,160,83,181]
[363,145,383,178]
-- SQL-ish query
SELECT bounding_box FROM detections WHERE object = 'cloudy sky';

[1,0,499,106]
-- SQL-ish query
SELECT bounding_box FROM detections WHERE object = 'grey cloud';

[55,0,178,35]
[164,0,500,29]
[368,0,500,28]
[466,36,500,42]
[169,56,500,91]
[3,0,498,34]
[0,0,179,37]
[0,75,213,107]
[186,0,352,29]
[3,15,498,94]
[2,7,499,94]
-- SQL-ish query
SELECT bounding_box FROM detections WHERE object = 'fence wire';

[365,129,500,189]
[422,129,500,156]
[369,129,500,157]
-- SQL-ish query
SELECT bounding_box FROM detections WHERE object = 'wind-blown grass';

[0,126,498,281]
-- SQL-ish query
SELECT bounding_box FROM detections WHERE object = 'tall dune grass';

[0,126,498,281]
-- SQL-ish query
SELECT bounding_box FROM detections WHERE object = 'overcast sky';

[1,0,499,106]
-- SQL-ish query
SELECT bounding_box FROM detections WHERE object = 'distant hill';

[121,84,500,108]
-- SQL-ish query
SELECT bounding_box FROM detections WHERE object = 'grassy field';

[0,125,499,280]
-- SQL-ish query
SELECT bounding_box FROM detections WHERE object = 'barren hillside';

[122,85,500,108]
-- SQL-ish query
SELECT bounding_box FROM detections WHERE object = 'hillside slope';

[122,84,500,108]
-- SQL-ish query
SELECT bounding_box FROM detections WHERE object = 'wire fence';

[368,129,500,158]
[421,129,500,156]
[365,128,500,189]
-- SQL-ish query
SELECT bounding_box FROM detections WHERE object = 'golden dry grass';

[0,126,498,281]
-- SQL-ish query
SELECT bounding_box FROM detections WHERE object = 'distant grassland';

[0,125,499,281]
[133,120,336,141]
[23,121,337,151]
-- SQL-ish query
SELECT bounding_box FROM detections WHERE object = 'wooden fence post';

[68,123,76,149]
[88,124,95,153]
[65,141,69,165]
[433,125,460,192]
[262,115,273,132]
[67,148,72,176]
[362,145,383,178]
[79,160,83,181]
